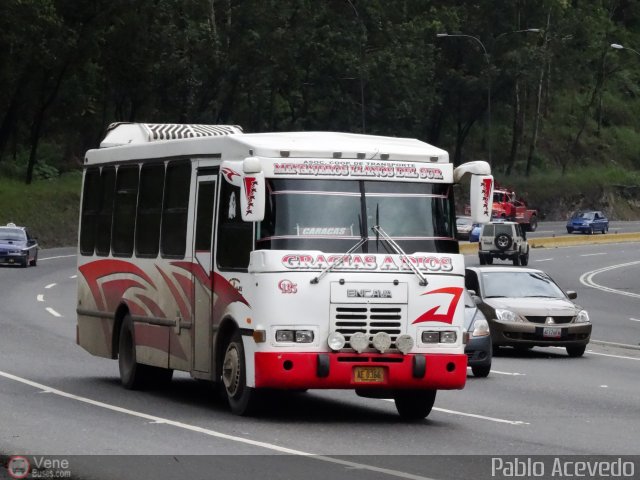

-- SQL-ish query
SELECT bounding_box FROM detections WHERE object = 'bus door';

[192,170,218,374]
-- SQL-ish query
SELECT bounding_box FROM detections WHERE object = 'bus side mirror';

[469,174,494,224]
[240,157,265,222]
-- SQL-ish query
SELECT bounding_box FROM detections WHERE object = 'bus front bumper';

[254,352,467,390]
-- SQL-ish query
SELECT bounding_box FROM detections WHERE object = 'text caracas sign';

[281,254,453,272]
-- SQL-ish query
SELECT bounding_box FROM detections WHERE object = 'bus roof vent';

[100,123,243,147]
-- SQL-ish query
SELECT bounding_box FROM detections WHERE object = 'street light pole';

[436,29,541,167]
[611,43,640,57]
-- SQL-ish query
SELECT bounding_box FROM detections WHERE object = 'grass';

[0,173,81,248]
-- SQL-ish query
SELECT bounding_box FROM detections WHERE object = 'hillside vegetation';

[0,175,80,247]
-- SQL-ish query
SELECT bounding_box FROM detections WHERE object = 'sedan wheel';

[566,345,586,357]
[471,364,491,378]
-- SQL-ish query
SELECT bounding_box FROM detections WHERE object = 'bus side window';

[95,167,116,256]
[216,178,253,271]
[79,168,101,255]
[136,163,165,257]
[112,165,140,257]
[161,161,191,258]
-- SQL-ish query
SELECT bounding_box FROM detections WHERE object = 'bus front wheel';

[222,332,259,416]
[393,389,437,420]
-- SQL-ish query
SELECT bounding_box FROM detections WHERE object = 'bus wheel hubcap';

[222,345,241,396]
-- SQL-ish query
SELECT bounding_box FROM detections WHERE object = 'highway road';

[527,220,640,239]
[1,243,639,480]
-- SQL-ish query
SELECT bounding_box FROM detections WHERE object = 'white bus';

[76,123,493,419]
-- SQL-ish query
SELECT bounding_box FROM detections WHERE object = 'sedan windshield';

[574,212,595,220]
[257,179,457,254]
[482,271,566,299]
[0,228,26,242]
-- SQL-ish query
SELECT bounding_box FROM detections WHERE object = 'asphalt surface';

[1,242,640,480]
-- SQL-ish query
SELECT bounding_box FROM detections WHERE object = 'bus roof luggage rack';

[100,123,243,147]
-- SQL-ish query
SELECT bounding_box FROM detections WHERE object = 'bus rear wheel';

[393,390,437,420]
[222,332,259,416]
[118,315,172,389]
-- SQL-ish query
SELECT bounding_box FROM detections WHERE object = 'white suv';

[478,221,529,266]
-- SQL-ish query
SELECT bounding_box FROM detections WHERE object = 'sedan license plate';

[353,366,384,383]
[543,327,562,338]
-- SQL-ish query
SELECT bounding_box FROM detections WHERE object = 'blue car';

[566,211,609,234]
[0,223,39,267]
[464,289,492,377]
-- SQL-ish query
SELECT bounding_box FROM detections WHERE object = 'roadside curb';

[590,339,640,351]
[459,232,640,254]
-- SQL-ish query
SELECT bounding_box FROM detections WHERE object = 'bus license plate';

[543,327,561,338]
[353,366,384,383]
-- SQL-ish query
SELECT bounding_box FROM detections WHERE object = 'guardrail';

[459,232,640,254]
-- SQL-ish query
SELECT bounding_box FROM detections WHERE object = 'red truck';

[491,188,538,232]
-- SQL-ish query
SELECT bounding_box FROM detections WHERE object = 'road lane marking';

[491,370,526,376]
[70,275,77,279]
[586,350,640,361]
[39,254,76,261]
[631,318,640,322]
[535,258,554,262]
[580,261,640,299]
[45,283,57,289]
[45,308,62,318]
[0,370,436,480]
[37,295,44,302]
[432,407,529,425]
[580,253,607,257]
[381,400,528,425]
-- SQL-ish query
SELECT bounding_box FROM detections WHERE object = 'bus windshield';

[257,179,457,254]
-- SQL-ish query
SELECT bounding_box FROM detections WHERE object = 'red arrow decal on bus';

[412,287,463,325]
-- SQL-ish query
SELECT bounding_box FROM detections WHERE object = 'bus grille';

[330,304,407,351]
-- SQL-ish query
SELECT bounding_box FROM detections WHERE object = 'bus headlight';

[421,331,440,344]
[295,330,314,343]
[276,329,314,343]
[275,330,295,342]
[439,331,457,344]
[327,332,346,351]
[372,332,392,353]
[349,332,369,353]
[396,334,414,354]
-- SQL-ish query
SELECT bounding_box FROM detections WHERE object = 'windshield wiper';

[484,295,507,298]
[310,236,368,285]
[371,225,427,286]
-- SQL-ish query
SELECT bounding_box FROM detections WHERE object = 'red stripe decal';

[156,266,191,322]
[79,259,156,310]
[134,323,169,358]
[101,279,146,312]
[171,261,212,291]
[173,272,194,307]
[135,294,166,318]
[213,272,250,320]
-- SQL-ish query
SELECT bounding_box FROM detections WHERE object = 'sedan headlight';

[575,310,590,323]
[471,318,491,337]
[495,309,526,323]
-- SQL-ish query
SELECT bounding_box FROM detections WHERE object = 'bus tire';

[222,332,258,416]
[118,315,172,389]
[393,389,436,420]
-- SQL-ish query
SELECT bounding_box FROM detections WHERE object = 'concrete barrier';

[459,231,640,254]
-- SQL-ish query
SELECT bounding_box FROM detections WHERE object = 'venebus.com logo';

[6,455,72,479]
